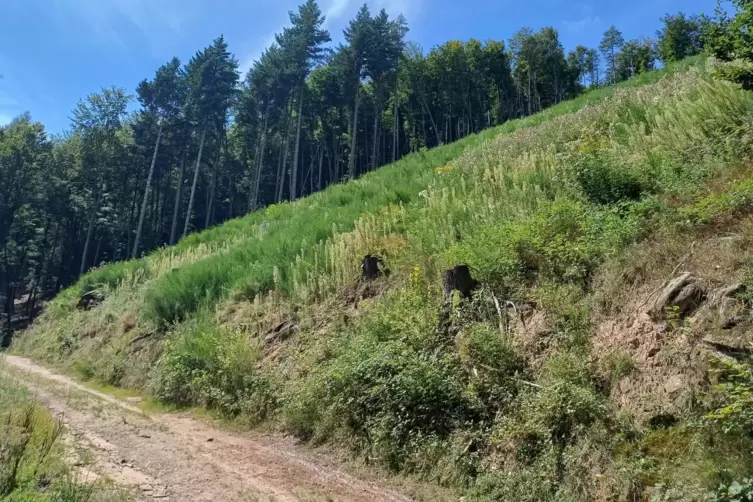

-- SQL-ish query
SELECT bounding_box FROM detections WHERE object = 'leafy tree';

[278,0,330,201]
[71,87,130,274]
[615,38,655,81]
[656,12,706,63]
[705,0,753,89]
[344,4,372,179]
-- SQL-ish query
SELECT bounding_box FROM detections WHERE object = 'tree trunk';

[418,90,440,146]
[249,111,267,212]
[279,123,291,203]
[371,83,382,171]
[183,124,208,238]
[170,146,188,245]
[205,138,222,229]
[317,143,324,191]
[393,75,399,163]
[132,122,162,259]
[290,86,304,201]
[79,187,100,276]
[348,84,360,180]
[274,134,285,203]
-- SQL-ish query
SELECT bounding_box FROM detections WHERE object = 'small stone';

[206,437,214,442]
[664,375,685,395]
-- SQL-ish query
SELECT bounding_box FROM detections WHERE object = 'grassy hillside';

[15,56,753,499]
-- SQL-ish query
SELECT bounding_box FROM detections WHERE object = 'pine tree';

[182,37,239,237]
[132,58,183,258]
[600,25,625,85]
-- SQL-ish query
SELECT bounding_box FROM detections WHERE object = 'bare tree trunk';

[132,122,162,259]
[92,236,102,268]
[290,86,304,201]
[274,134,285,203]
[250,112,268,212]
[170,146,188,245]
[79,187,100,275]
[278,121,291,203]
[393,75,399,163]
[348,84,360,180]
[183,123,208,238]
[205,138,222,229]
[418,90,440,146]
[317,143,324,191]
[371,83,382,171]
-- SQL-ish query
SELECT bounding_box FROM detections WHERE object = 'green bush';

[709,478,753,502]
[151,318,276,421]
[571,153,646,205]
[705,357,753,435]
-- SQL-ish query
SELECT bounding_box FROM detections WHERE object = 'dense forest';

[0,4,706,336]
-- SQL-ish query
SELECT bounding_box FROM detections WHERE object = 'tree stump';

[361,255,388,281]
[442,265,479,304]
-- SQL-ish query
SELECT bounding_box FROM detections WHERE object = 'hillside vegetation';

[14,57,753,500]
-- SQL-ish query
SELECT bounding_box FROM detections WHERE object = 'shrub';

[571,152,646,206]
[705,356,753,435]
[150,318,276,421]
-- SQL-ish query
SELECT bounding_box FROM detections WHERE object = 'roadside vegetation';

[0,358,129,501]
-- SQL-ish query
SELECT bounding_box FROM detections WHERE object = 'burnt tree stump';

[362,255,389,281]
[442,265,479,303]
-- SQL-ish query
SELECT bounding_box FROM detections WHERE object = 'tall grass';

[140,57,708,325]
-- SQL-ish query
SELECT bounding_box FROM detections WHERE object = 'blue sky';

[0,0,715,134]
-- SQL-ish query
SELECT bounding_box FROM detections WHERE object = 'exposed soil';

[1,355,413,502]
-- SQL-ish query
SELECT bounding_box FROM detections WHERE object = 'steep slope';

[14,56,753,499]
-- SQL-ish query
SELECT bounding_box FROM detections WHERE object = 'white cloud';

[564,15,602,34]
[51,0,202,51]
[563,4,602,34]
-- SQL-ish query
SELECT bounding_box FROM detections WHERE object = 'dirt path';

[1,355,413,502]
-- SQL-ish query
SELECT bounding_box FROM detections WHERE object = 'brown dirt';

[1,355,413,502]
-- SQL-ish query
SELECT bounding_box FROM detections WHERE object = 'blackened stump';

[442,265,479,304]
[361,255,388,281]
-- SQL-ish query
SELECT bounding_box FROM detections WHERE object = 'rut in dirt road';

[1,355,413,502]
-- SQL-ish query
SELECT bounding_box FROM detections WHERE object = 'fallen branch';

[633,241,696,315]
[129,332,154,346]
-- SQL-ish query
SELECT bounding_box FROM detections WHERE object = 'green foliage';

[709,478,753,502]
[705,357,753,435]
[657,12,706,63]
[150,318,275,421]
[705,0,753,89]
[571,152,645,205]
